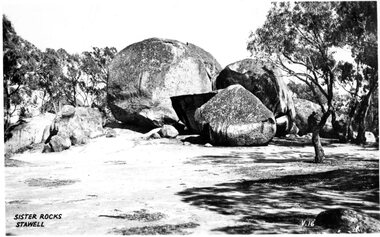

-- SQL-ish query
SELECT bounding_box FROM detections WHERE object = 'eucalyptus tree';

[248,1,377,161]
[248,2,341,162]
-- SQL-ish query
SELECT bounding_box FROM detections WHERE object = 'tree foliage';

[3,15,41,128]
[333,1,378,144]
[248,2,377,133]
[248,2,339,116]
[3,15,118,131]
[248,2,377,160]
[80,47,117,107]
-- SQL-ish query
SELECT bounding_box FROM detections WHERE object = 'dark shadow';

[181,135,209,145]
[270,137,339,147]
[4,158,33,167]
[185,150,315,166]
[180,135,340,148]
[104,121,152,133]
[177,169,379,234]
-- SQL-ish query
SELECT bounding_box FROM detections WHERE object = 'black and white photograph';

[2,0,379,235]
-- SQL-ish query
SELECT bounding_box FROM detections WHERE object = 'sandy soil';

[4,128,380,235]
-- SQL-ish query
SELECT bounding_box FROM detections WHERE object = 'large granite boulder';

[194,85,276,146]
[108,38,222,128]
[4,113,56,154]
[43,107,104,152]
[170,91,219,133]
[315,208,380,233]
[214,59,296,136]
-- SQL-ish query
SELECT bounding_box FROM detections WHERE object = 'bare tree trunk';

[355,96,371,145]
[345,116,354,141]
[312,125,325,163]
[309,110,331,163]
[3,79,11,130]
[355,84,376,145]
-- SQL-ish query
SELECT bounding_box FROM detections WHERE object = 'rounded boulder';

[108,38,222,128]
[194,84,276,146]
[214,59,296,136]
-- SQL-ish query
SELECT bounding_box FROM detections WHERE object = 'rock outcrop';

[4,113,56,154]
[214,59,296,136]
[194,85,276,146]
[43,106,104,152]
[170,91,219,133]
[108,38,222,128]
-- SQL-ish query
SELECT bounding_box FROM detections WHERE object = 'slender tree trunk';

[355,96,371,145]
[4,79,10,130]
[345,116,354,141]
[309,110,331,163]
[312,125,325,163]
[355,83,376,145]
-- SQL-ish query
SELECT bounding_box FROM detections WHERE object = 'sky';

[2,0,273,67]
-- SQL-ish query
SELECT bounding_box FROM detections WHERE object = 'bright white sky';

[2,0,272,67]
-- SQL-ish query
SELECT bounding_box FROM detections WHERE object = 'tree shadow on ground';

[177,169,379,234]
[185,148,379,167]
[270,137,339,147]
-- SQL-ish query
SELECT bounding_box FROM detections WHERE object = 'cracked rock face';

[107,38,222,128]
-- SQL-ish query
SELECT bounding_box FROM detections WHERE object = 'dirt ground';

[4,128,380,235]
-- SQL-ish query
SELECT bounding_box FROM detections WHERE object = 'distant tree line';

[3,15,117,131]
[248,1,377,162]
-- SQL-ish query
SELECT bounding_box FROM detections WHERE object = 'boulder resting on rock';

[194,84,276,146]
[214,59,296,136]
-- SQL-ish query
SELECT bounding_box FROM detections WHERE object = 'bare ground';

[4,128,380,235]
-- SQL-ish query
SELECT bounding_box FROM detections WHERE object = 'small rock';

[315,208,380,233]
[148,132,161,140]
[183,142,191,146]
[70,129,88,145]
[159,125,179,138]
[61,105,76,117]
[42,144,52,153]
[304,133,313,139]
[204,143,212,147]
[105,128,117,138]
[365,131,376,143]
[285,134,297,139]
[50,135,71,152]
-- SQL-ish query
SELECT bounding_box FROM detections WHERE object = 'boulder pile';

[214,59,296,136]
[43,105,104,152]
